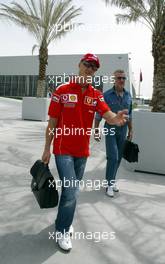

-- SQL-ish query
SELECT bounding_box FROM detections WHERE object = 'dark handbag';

[30,160,59,209]
[123,140,139,162]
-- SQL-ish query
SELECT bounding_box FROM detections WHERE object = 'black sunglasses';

[116,76,127,80]
[82,60,98,71]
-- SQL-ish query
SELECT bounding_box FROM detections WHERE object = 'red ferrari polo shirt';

[48,81,110,157]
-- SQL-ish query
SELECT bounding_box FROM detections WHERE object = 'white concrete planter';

[22,97,51,122]
[123,109,165,175]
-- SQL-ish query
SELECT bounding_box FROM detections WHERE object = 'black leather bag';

[30,160,59,209]
[123,140,139,163]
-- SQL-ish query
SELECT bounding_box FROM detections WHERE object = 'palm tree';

[0,0,82,97]
[104,0,165,112]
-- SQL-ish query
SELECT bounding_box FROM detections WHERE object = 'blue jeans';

[55,155,87,233]
[105,126,127,186]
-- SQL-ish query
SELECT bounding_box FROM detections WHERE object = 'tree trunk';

[36,44,48,97]
[36,79,46,97]
[151,11,165,112]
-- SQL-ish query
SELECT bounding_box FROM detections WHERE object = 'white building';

[0,53,136,97]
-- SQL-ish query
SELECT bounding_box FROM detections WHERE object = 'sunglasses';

[116,76,127,80]
[82,60,98,71]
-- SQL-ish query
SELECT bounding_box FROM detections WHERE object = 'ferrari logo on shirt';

[61,94,78,103]
[84,96,93,105]
[84,96,97,106]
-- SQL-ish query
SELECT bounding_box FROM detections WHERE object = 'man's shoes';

[106,186,114,197]
[113,184,119,192]
[56,231,72,251]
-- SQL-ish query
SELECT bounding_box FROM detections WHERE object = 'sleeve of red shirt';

[48,86,63,118]
[95,90,110,116]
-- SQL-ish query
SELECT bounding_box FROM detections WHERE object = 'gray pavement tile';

[0,98,165,264]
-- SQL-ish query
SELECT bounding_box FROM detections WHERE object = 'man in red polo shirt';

[42,53,128,251]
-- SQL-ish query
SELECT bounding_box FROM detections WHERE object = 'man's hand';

[109,109,128,126]
[41,117,57,164]
[103,109,128,126]
[42,149,51,164]
[94,129,101,142]
[127,130,133,141]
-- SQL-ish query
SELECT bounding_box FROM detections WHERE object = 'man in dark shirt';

[94,69,133,197]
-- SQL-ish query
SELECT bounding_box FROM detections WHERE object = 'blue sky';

[0,0,153,98]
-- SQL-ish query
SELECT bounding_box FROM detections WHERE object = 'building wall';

[0,53,132,96]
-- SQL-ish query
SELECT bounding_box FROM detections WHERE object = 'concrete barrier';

[123,109,165,175]
[22,97,50,122]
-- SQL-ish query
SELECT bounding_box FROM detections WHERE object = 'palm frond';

[0,0,82,93]
[104,0,159,31]
[0,0,82,49]
[48,22,82,44]
[32,44,39,54]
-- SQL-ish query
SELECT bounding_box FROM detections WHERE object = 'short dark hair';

[113,69,125,75]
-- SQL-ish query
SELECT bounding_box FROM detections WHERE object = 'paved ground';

[0,97,165,264]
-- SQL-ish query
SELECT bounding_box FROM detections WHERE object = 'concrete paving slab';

[0,97,165,264]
